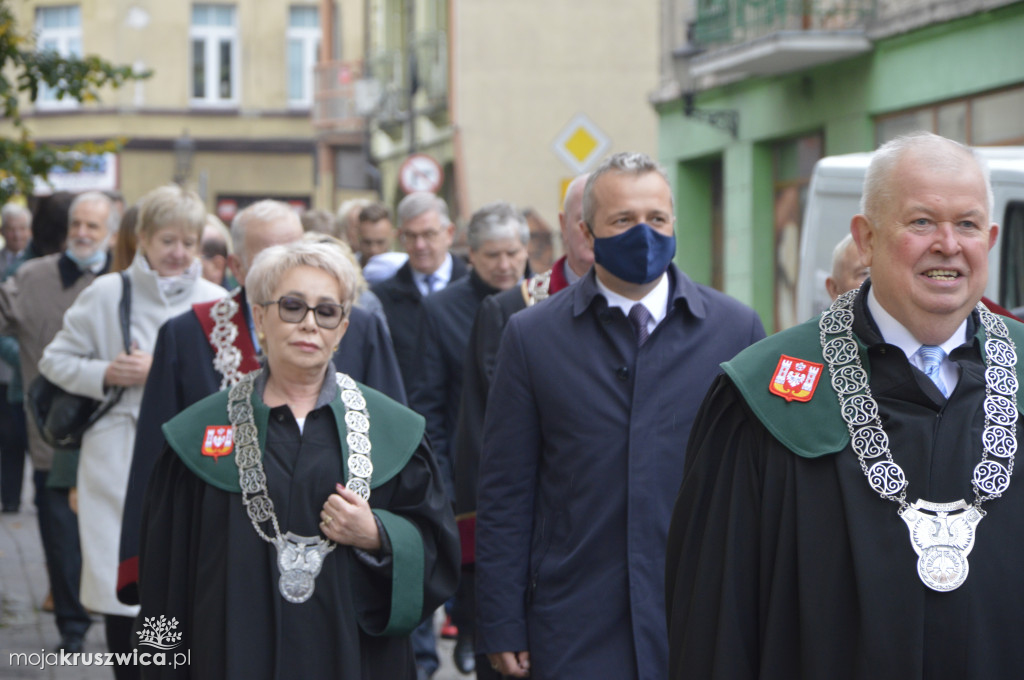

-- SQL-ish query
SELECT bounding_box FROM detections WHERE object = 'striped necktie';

[628,303,652,347]
[917,345,948,397]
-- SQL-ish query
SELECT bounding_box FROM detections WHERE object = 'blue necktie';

[917,345,948,397]
[424,273,439,295]
[628,303,652,347]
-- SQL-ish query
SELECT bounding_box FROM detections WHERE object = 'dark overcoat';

[371,256,469,390]
[475,265,765,680]
[411,270,500,499]
[116,288,406,603]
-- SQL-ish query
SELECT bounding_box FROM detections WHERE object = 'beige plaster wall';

[454,0,659,226]
[119,150,315,208]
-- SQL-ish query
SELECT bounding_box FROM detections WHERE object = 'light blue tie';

[917,345,948,397]
[424,273,439,295]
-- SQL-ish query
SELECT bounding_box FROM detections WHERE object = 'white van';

[795,148,1024,322]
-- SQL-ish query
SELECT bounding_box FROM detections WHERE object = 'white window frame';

[190,5,239,107]
[35,5,82,110]
[287,5,321,108]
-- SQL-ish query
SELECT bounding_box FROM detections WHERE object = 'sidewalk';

[0,467,466,679]
[0,467,108,679]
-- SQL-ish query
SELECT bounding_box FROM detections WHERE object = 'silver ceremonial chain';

[228,369,373,603]
[525,269,553,307]
[819,290,1017,592]
[210,293,244,390]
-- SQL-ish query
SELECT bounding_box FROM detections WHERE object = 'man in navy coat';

[475,152,766,679]
[372,192,469,391]
[116,200,405,605]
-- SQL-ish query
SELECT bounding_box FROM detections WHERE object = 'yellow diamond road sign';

[553,114,609,173]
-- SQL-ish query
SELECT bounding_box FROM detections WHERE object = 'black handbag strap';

[119,271,132,352]
[82,272,131,432]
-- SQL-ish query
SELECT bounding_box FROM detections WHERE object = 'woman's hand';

[68,487,78,515]
[103,344,153,387]
[320,483,381,552]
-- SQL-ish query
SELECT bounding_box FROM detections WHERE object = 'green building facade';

[657,1,1024,331]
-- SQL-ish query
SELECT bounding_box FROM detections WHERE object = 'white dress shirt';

[595,272,670,336]
[867,286,967,394]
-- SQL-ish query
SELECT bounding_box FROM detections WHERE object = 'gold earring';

[257,332,265,341]
[332,345,339,353]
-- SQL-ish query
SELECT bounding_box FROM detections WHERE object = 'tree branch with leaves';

[0,1,150,203]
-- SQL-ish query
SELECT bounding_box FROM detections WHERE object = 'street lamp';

[173,129,195,186]
[671,43,740,139]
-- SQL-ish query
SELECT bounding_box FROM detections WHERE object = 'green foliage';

[0,1,151,203]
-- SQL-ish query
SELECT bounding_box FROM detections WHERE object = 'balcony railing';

[693,0,876,48]
[366,29,448,127]
[367,48,406,125]
[312,60,367,132]
[412,30,448,111]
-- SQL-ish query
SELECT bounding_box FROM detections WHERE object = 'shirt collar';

[866,285,968,358]
[412,252,453,295]
[563,258,582,285]
[594,271,671,326]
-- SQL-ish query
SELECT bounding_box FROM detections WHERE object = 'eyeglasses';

[399,228,443,245]
[260,296,346,329]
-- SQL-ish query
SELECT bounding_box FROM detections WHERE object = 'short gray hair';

[203,214,233,255]
[397,192,451,229]
[135,185,204,240]
[70,191,121,235]
[466,202,529,251]
[336,198,373,238]
[582,152,673,228]
[246,240,359,317]
[862,131,994,222]
[230,200,302,267]
[830,234,856,278]
[301,231,368,296]
[1,203,31,229]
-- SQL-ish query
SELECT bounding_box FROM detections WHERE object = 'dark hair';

[30,191,76,256]
[202,236,228,259]
[358,203,391,225]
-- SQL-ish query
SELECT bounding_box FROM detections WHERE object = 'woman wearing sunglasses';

[136,240,459,679]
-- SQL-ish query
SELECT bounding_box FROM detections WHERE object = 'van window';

[999,201,1024,312]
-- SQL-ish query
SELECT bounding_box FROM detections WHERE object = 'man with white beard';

[0,191,119,653]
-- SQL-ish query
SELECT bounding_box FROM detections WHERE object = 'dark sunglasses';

[260,296,346,329]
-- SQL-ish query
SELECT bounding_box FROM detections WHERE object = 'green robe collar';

[722,311,1024,458]
[161,375,428,635]
[161,376,425,493]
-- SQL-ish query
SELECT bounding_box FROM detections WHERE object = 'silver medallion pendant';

[899,499,983,592]
[274,532,333,603]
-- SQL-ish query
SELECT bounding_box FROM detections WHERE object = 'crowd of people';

[1,132,1022,680]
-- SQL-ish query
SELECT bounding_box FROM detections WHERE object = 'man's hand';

[488,651,530,677]
[68,487,78,514]
[103,344,152,387]
[320,483,381,552]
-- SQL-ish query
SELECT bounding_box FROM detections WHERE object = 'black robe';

[118,289,406,604]
[137,376,459,679]
[665,294,1024,680]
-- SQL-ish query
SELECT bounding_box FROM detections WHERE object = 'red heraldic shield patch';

[769,354,824,403]
[202,425,234,461]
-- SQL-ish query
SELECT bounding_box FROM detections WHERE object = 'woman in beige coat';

[39,185,225,677]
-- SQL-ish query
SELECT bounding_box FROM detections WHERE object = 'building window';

[34,5,82,109]
[191,4,238,106]
[287,5,320,107]
[876,85,1024,147]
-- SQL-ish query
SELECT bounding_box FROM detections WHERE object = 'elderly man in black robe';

[666,131,1024,679]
